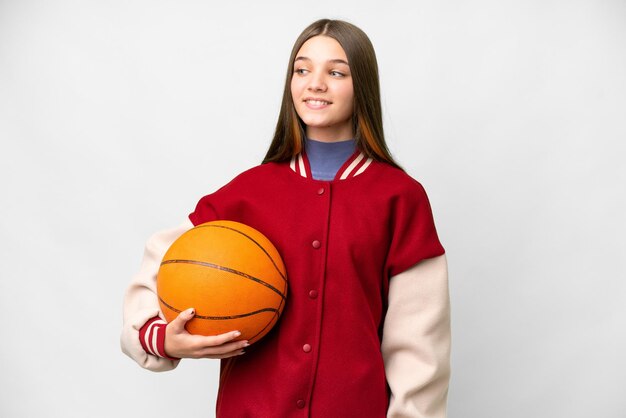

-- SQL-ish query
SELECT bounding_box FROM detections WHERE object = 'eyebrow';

[294,56,350,66]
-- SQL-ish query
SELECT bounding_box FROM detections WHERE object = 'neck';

[305,125,354,143]
[304,137,357,181]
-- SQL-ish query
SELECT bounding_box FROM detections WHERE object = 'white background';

[1,1,625,417]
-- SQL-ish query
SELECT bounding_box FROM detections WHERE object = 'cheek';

[290,79,305,118]
[336,81,353,100]
[291,77,302,100]
[339,85,354,112]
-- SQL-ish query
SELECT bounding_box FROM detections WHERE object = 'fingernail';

[188,308,195,316]
[238,350,246,355]
[234,331,241,337]
[243,342,250,347]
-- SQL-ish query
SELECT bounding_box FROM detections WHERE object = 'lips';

[304,98,332,105]
[303,97,333,109]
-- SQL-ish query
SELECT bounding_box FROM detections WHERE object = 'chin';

[299,115,330,127]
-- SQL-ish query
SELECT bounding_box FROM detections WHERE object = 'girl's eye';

[294,68,308,75]
[330,71,345,77]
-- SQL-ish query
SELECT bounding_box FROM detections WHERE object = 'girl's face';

[291,35,354,142]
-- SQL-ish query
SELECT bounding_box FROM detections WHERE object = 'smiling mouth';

[305,99,332,105]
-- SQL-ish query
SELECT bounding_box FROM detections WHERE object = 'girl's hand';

[164,308,249,359]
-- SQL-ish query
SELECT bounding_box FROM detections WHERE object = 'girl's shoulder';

[370,160,432,196]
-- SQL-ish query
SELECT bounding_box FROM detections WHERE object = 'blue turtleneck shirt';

[304,137,357,181]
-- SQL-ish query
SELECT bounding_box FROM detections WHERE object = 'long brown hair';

[262,19,402,170]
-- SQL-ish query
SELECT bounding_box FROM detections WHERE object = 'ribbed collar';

[289,143,373,181]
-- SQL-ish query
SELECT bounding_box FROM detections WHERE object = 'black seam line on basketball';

[160,259,285,300]
[248,306,281,343]
[159,297,277,320]
[248,291,284,342]
[249,279,287,343]
[194,224,287,283]
[248,315,274,343]
[249,286,286,342]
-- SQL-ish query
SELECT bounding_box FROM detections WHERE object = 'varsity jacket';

[121,149,451,417]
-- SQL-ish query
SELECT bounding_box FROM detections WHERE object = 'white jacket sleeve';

[120,219,194,371]
[382,254,451,418]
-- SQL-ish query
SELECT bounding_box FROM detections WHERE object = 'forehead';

[295,35,348,62]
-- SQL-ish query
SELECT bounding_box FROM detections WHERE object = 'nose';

[307,72,327,92]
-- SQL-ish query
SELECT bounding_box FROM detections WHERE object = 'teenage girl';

[121,18,451,418]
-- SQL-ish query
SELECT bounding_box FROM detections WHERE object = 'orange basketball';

[157,220,288,345]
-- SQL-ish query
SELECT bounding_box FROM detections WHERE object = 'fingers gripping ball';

[157,220,288,345]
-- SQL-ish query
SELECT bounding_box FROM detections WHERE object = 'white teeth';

[306,100,330,105]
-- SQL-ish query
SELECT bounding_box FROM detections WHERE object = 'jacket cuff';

[139,317,180,360]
